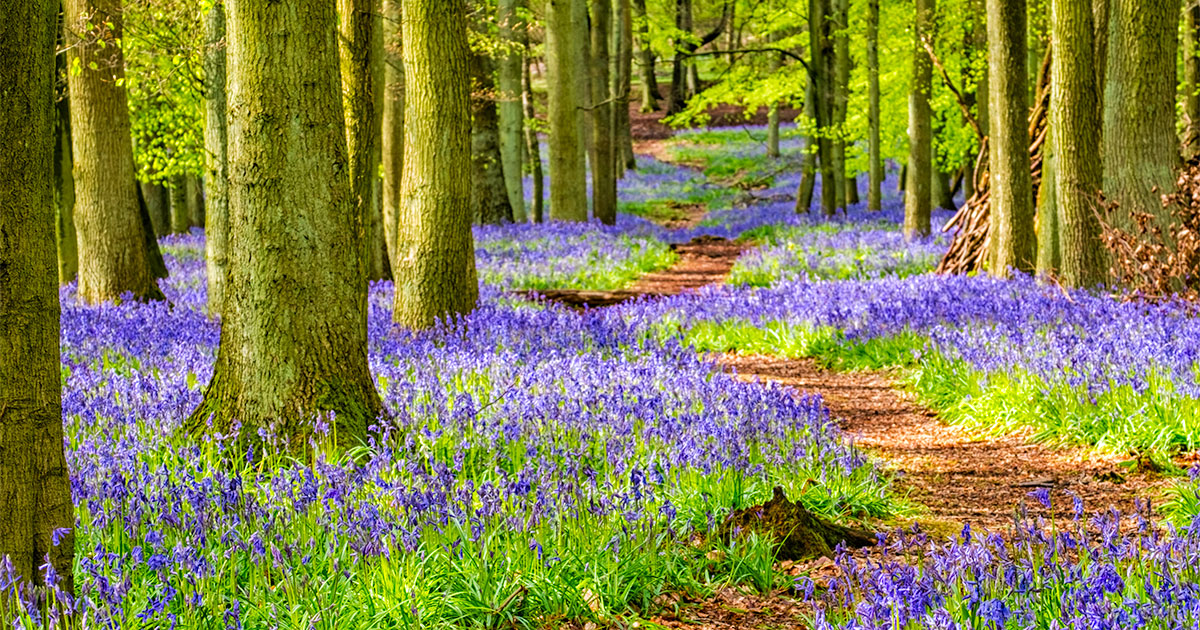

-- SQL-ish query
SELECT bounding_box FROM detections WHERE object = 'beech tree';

[498,0,526,221]
[391,0,479,327]
[904,0,935,238]
[470,23,514,225]
[188,0,383,445]
[986,0,1034,275]
[0,0,76,594]
[204,2,229,318]
[64,0,164,303]
[1050,0,1105,287]
[866,0,882,211]
[591,0,618,225]
[546,0,589,221]
[381,0,404,268]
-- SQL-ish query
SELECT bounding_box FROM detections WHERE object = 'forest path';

[718,354,1172,532]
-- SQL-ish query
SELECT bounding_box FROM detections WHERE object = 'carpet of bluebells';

[12,125,1200,628]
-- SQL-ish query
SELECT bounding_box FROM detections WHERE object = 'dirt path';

[529,236,748,309]
[719,354,1172,532]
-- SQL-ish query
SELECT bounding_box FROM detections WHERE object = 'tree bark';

[1051,0,1106,287]
[368,3,390,280]
[867,0,882,210]
[64,0,163,303]
[338,0,383,276]
[904,0,934,238]
[55,90,79,283]
[547,0,589,220]
[188,0,383,445]
[140,181,168,237]
[136,181,169,281]
[831,0,849,211]
[169,174,189,234]
[986,0,1035,276]
[0,0,75,595]
[767,31,782,159]
[615,0,637,171]
[633,0,661,112]
[796,62,818,213]
[1037,132,1061,275]
[391,0,478,327]
[204,2,229,318]
[186,174,204,227]
[809,0,836,216]
[1185,3,1200,157]
[498,0,527,220]
[471,44,514,225]
[590,0,617,224]
[524,45,546,222]
[1102,0,1181,230]
[381,0,404,269]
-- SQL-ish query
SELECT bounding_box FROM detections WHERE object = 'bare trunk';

[904,0,934,238]
[524,47,545,222]
[381,0,404,268]
[471,46,514,225]
[204,2,229,317]
[498,0,527,220]
[547,0,589,220]
[633,0,660,112]
[590,0,617,224]
[987,0,1035,275]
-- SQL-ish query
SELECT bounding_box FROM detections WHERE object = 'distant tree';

[904,0,934,238]
[547,0,589,220]
[634,0,661,112]
[866,0,882,211]
[381,0,404,268]
[64,0,164,303]
[497,0,527,220]
[0,0,76,595]
[54,42,79,283]
[986,0,1035,276]
[392,0,479,327]
[1050,0,1106,287]
[591,0,618,224]
[204,1,229,318]
[614,0,637,171]
[470,13,514,225]
[339,0,384,271]
[188,0,383,445]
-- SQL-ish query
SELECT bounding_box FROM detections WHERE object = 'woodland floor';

[544,119,1174,628]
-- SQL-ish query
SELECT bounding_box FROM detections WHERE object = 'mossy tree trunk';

[169,175,189,233]
[590,0,617,225]
[186,174,204,227]
[204,1,229,318]
[633,0,660,112]
[369,3,390,280]
[55,80,79,283]
[795,74,818,213]
[866,0,882,210]
[987,0,1035,276]
[498,0,527,221]
[1050,0,1106,287]
[766,30,782,159]
[188,0,383,446]
[338,0,383,274]
[904,0,934,238]
[381,0,404,269]
[809,0,836,217]
[1037,133,1061,275]
[523,44,546,222]
[140,181,169,238]
[1102,0,1181,230]
[1184,3,1200,157]
[615,0,637,171]
[0,0,76,595]
[547,0,589,221]
[831,0,849,211]
[64,0,163,303]
[392,0,479,327]
[471,42,514,225]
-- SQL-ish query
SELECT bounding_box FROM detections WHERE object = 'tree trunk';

[140,181,168,237]
[187,0,383,445]
[381,0,404,269]
[169,174,190,233]
[369,6,390,280]
[472,45,514,225]
[136,181,169,280]
[339,0,382,276]
[1092,0,1108,117]
[905,0,934,238]
[1102,0,1181,230]
[55,93,79,283]
[811,0,836,216]
[867,0,882,210]
[0,0,75,595]
[391,0,478,327]
[767,32,782,159]
[186,174,204,227]
[1185,3,1200,157]
[668,0,689,114]
[615,0,637,171]
[498,0,527,221]
[524,47,546,222]
[831,0,849,211]
[634,0,660,112]
[590,0,617,224]
[987,0,1035,276]
[547,0,589,220]
[204,2,229,318]
[796,69,818,212]
[1037,132,1060,275]
[64,0,163,303]
[934,168,956,210]
[1051,0,1106,287]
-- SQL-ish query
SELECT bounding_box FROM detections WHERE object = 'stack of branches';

[936,47,1053,275]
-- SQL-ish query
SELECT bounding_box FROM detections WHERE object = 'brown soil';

[719,354,1173,532]
[529,236,748,309]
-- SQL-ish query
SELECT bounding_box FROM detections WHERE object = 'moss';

[715,486,876,561]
